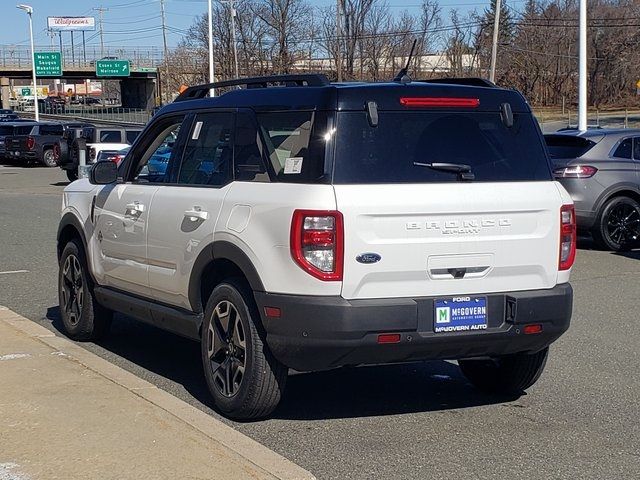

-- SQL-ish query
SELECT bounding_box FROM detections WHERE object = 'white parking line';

[0,270,29,275]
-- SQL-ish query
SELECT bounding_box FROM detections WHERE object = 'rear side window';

[333,111,552,183]
[544,135,596,159]
[39,124,64,136]
[126,130,141,144]
[256,111,327,183]
[100,130,122,143]
[612,138,633,159]
[16,126,35,135]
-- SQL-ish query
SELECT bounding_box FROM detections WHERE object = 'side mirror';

[90,160,118,185]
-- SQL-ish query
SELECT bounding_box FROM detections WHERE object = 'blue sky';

[1,0,505,50]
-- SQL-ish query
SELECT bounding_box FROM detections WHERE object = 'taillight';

[553,165,597,178]
[26,136,35,150]
[53,143,60,160]
[89,147,96,160]
[400,97,480,108]
[290,210,344,281]
[559,204,576,270]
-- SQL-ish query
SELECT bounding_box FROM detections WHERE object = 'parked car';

[58,126,142,181]
[0,121,38,159]
[39,97,66,114]
[57,74,574,420]
[0,109,16,120]
[546,129,640,251]
[95,146,129,166]
[4,121,68,167]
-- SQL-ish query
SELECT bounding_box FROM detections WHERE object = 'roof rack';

[175,74,331,102]
[418,77,497,88]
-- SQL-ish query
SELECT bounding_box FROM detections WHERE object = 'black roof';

[160,75,530,117]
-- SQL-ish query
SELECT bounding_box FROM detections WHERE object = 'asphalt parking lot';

[1,163,639,480]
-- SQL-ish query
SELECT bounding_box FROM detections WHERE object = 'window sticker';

[192,121,203,140]
[284,157,303,174]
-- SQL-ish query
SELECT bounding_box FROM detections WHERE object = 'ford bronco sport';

[57,74,574,419]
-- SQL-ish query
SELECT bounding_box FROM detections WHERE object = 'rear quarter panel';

[217,182,341,296]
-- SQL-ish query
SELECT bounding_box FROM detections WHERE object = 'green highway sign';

[34,52,62,77]
[96,59,130,77]
[21,87,31,96]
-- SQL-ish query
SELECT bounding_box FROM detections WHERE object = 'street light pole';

[578,0,587,132]
[17,4,38,121]
[489,0,501,83]
[208,0,216,97]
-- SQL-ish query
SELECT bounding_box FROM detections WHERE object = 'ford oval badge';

[356,253,381,264]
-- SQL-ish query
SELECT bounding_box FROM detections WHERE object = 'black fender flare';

[188,240,265,313]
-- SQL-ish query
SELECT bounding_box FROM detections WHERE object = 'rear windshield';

[100,130,122,143]
[39,124,64,136]
[333,111,552,183]
[544,134,596,159]
[0,125,34,135]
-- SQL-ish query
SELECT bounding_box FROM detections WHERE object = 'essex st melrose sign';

[34,52,62,77]
[96,60,130,77]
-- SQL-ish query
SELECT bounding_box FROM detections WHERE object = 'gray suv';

[546,129,640,251]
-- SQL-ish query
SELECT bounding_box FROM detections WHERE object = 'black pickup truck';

[0,121,39,161]
[3,122,83,167]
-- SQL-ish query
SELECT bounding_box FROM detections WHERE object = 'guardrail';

[14,103,150,126]
[536,110,640,133]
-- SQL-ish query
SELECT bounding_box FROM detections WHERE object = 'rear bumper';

[7,150,37,160]
[255,284,573,371]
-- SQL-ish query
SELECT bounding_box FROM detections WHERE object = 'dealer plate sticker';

[434,297,487,333]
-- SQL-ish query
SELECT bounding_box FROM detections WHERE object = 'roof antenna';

[393,39,418,84]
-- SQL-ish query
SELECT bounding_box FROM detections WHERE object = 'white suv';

[57,75,575,419]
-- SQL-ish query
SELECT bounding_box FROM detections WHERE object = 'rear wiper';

[413,162,475,181]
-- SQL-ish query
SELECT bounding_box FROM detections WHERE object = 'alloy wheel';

[61,254,84,326]
[207,300,246,398]
[606,203,640,247]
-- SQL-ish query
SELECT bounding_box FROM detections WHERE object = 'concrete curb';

[0,306,316,480]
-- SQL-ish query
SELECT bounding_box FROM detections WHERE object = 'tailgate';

[5,136,26,152]
[335,182,563,300]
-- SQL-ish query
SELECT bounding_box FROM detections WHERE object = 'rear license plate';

[434,296,487,333]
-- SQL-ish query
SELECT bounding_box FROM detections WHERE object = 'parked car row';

[56,125,142,181]
[1,117,142,176]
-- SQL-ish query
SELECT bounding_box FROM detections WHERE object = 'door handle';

[184,207,209,221]
[125,202,145,217]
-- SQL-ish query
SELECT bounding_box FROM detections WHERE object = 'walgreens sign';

[47,17,96,31]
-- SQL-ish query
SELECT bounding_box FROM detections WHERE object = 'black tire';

[592,196,640,252]
[201,279,287,420]
[42,148,56,167]
[58,239,112,341]
[459,347,549,394]
[66,169,78,182]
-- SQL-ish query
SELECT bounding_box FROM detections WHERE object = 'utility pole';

[208,0,215,96]
[489,0,501,83]
[160,0,170,103]
[93,6,108,58]
[578,0,587,132]
[336,0,342,82]
[229,0,239,79]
